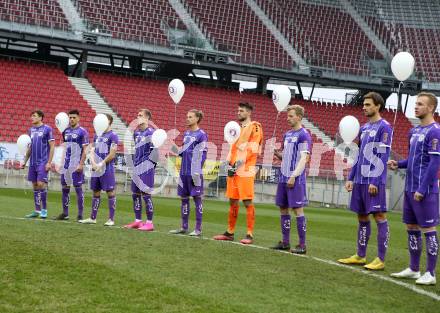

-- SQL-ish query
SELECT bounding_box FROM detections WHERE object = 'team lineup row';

[21,91,440,286]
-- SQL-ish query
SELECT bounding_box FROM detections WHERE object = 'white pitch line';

[1,215,439,301]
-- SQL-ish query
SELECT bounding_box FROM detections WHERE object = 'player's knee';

[421,226,436,233]
[357,214,370,222]
[406,224,420,231]
[279,208,289,215]
[243,200,253,207]
[93,191,101,197]
[107,190,115,197]
[373,212,386,222]
[292,207,304,216]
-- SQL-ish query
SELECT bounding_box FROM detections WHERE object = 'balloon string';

[174,104,177,138]
[271,112,280,146]
[389,81,404,151]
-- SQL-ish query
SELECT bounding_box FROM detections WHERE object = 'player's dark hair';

[68,109,80,115]
[363,92,385,111]
[31,110,44,119]
[139,108,152,120]
[105,113,113,125]
[417,92,438,113]
[238,102,254,112]
[189,109,203,123]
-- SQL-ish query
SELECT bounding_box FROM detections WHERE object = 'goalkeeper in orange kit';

[213,102,263,244]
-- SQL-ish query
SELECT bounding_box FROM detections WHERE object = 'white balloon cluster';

[224,121,241,144]
[272,85,291,112]
[17,134,31,155]
[339,115,360,144]
[168,79,185,104]
[93,114,110,137]
[55,112,69,133]
[391,52,415,82]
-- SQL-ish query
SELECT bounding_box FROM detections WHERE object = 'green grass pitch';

[0,188,439,313]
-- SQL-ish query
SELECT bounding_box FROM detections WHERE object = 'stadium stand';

[182,0,294,69]
[0,58,96,143]
[74,0,185,45]
[0,0,69,30]
[302,100,412,157]
[86,71,351,174]
[256,0,383,75]
[349,0,440,82]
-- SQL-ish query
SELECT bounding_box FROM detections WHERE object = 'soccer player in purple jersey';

[271,105,312,254]
[124,109,157,231]
[79,114,119,226]
[338,92,392,270]
[169,109,208,237]
[388,92,440,285]
[54,110,89,221]
[22,110,55,219]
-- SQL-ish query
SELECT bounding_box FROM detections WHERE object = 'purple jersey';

[179,129,208,176]
[349,119,392,186]
[93,130,119,169]
[279,127,312,184]
[404,122,440,193]
[28,124,54,166]
[133,127,156,166]
[63,126,89,169]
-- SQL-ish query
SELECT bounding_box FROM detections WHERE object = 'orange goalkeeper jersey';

[228,121,264,172]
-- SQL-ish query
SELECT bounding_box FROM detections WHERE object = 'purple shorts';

[131,169,154,193]
[90,168,116,192]
[27,164,48,183]
[403,191,439,228]
[177,175,204,197]
[61,170,84,187]
[350,184,387,214]
[276,182,308,208]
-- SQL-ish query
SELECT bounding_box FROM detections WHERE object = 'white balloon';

[339,115,360,144]
[391,52,415,81]
[272,85,292,112]
[168,79,185,104]
[55,112,69,133]
[17,134,31,155]
[93,114,109,137]
[224,121,241,144]
[152,129,167,148]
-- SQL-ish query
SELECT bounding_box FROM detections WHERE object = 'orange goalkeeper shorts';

[225,175,255,200]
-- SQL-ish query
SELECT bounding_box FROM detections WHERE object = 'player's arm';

[44,127,55,171]
[346,131,361,190]
[370,124,393,189]
[415,130,440,200]
[390,130,411,170]
[46,140,55,171]
[77,131,90,172]
[288,137,310,187]
[22,146,31,169]
[89,142,98,169]
[103,143,118,165]
[274,134,284,160]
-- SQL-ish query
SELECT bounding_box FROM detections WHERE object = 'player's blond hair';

[286,105,304,118]
[417,92,438,114]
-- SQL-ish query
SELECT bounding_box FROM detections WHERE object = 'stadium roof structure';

[0,0,439,98]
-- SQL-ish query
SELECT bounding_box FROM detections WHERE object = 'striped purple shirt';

[63,126,89,169]
[179,129,208,176]
[29,124,54,166]
[405,122,440,193]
